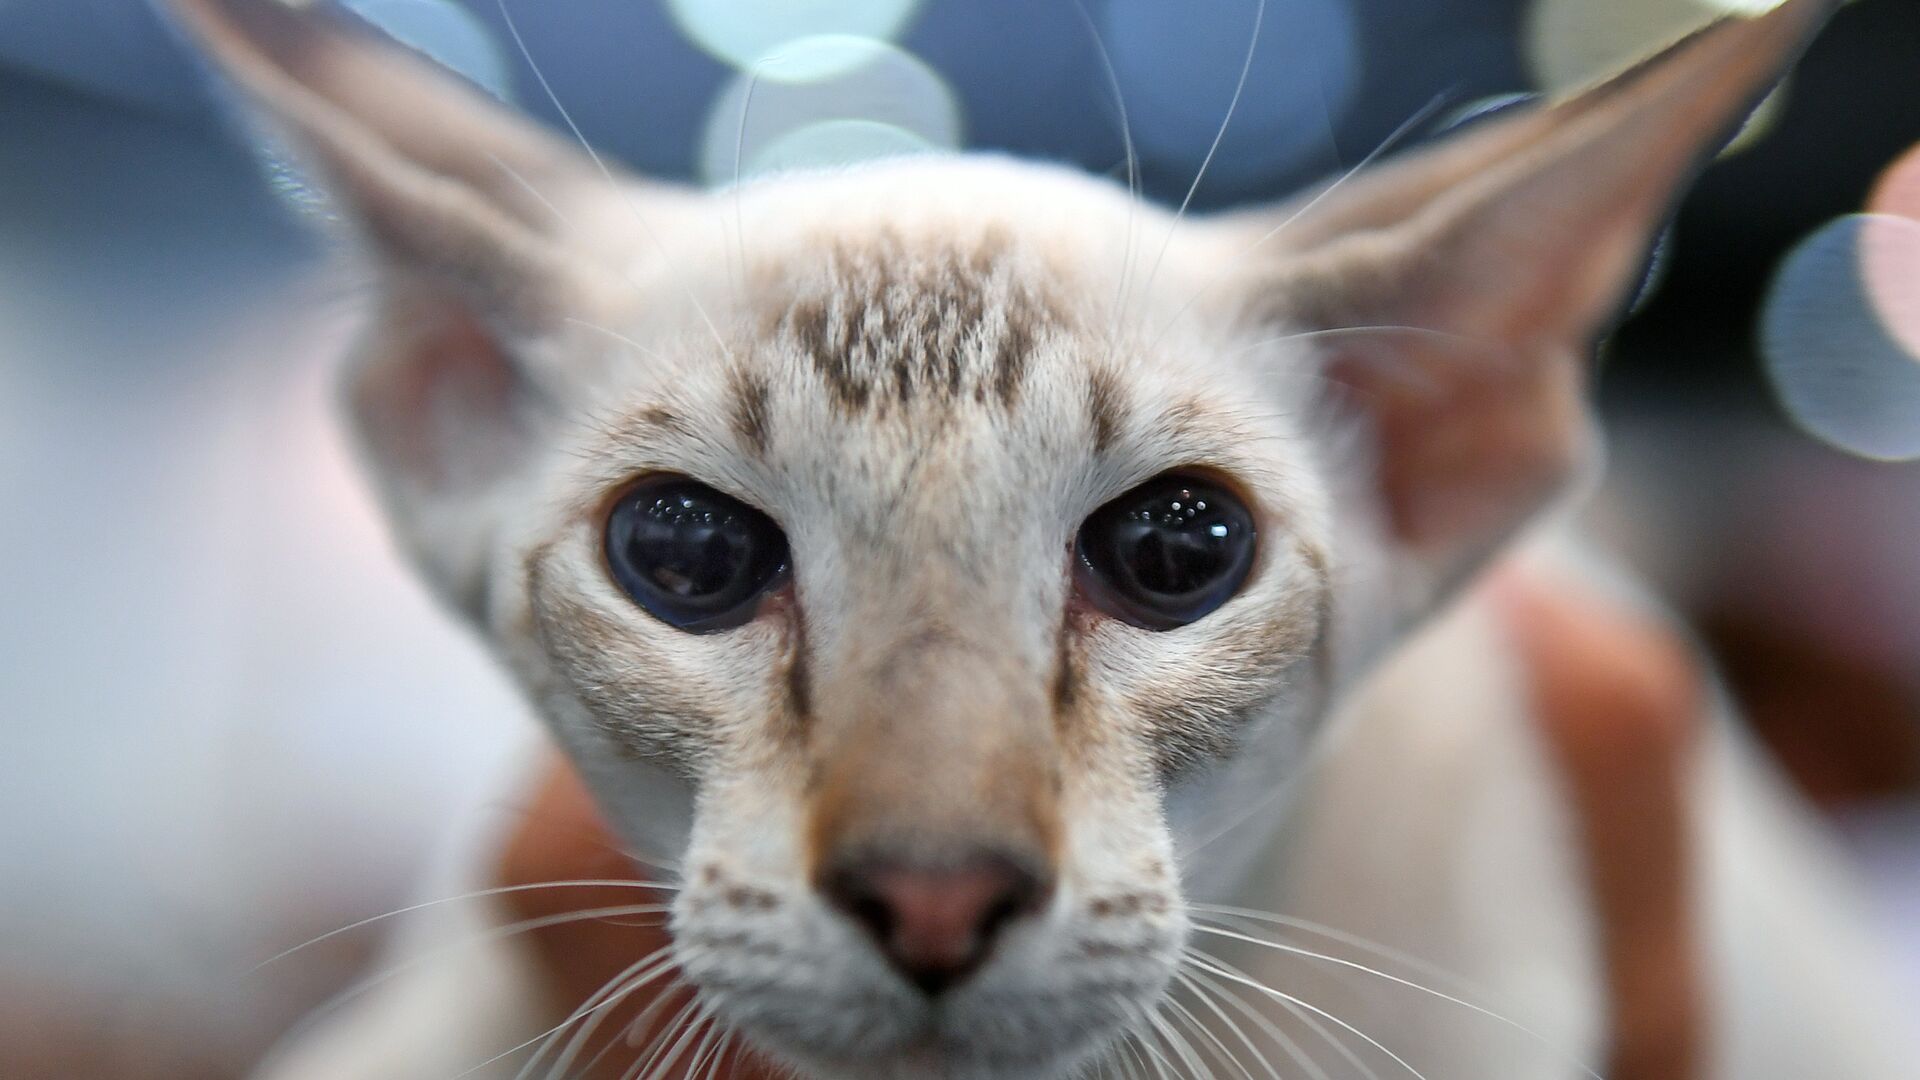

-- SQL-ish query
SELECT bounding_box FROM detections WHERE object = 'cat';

[166,1,1916,1077]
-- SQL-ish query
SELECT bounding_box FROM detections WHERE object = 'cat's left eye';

[604,477,790,633]
[1074,473,1257,631]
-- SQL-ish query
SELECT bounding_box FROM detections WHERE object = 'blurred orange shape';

[1869,142,1920,223]
[1861,211,1920,361]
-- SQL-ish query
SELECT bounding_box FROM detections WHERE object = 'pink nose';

[822,853,1051,994]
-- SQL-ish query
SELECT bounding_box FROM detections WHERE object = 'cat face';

[491,162,1335,1075]
[169,1,1831,1076]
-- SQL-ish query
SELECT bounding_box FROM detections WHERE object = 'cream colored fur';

[160,1,1916,1077]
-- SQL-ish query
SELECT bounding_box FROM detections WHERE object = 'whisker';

[1185,904,1486,1000]
[564,976,689,1080]
[486,150,570,230]
[492,0,737,364]
[1145,91,1457,357]
[606,989,703,1079]
[729,47,790,305]
[251,880,677,972]
[1121,1006,1180,1080]
[526,948,691,1080]
[701,1026,739,1080]
[1191,948,1385,1080]
[678,1013,730,1080]
[1186,947,1425,1080]
[1189,918,1603,1078]
[1182,965,1331,1080]
[1171,969,1282,1080]
[293,902,672,1033]
[1227,324,1500,361]
[568,315,665,361]
[1233,89,1456,263]
[631,998,719,1080]
[1135,0,1268,329]
[452,946,674,1079]
[1146,1007,1210,1079]
[1065,0,1140,345]
[1163,980,1257,1080]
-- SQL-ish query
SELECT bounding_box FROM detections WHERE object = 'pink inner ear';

[1324,340,1586,561]
[351,302,528,494]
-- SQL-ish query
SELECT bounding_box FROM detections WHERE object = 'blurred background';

[1,0,1915,1075]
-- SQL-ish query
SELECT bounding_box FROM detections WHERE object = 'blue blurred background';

[1,1,1916,1075]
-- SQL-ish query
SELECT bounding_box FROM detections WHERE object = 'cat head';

[170,1,1829,1075]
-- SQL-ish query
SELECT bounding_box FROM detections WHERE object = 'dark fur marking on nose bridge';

[779,227,1054,415]
[728,366,773,457]
[1085,367,1127,454]
[784,613,814,736]
[637,403,688,434]
[1051,620,1079,718]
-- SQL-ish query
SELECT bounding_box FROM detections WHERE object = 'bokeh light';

[749,119,942,176]
[343,0,512,100]
[1870,143,1920,222]
[1524,0,1787,154]
[667,0,923,78]
[1104,0,1359,193]
[1762,214,1920,461]
[698,35,960,186]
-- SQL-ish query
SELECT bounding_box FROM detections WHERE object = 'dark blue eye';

[1075,474,1257,630]
[604,478,790,633]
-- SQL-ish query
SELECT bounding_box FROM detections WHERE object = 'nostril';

[821,852,1051,996]
[843,890,896,944]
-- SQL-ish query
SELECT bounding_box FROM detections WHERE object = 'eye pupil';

[1077,475,1256,630]
[606,479,790,632]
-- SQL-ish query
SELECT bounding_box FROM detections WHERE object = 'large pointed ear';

[1234,0,1834,615]
[167,0,630,616]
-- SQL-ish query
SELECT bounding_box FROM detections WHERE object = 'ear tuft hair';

[1235,0,1835,614]
[167,0,635,617]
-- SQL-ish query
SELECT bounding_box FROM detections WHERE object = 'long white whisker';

[1189,920,1602,1077]
[632,999,719,1080]
[1188,948,1383,1080]
[1066,0,1140,343]
[567,316,665,361]
[1135,0,1267,326]
[1185,904,1486,1000]
[1237,89,1456,261]
[1107,1034,1149,1080]
[1183,965,1331,1080]
[1146,1008,1210,1080]
[486,150,570,229]
[1124,1007,1179,1080]
[528,949,690,1080]
[1187,948,1426,1080]
[493,0,736,363]
[1163,977,1258,1080]
[453,946,674,1080]
[251,881,676,972]
[1146,91,1456,356]
[606,992,700,1080]
[294,903,671,1033]
[1171,969,1281,1080]
[678,1013,730,1080]
[566,975,690,1080]
[702,1026,740,1080]
[1227,324,1501,360]
[607,990,702,1078]
[730,48,786,305]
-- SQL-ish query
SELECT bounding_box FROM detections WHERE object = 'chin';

[719,986,1131,1080]
[776,1038,1110,1080]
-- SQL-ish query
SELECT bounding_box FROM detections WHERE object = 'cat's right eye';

[1074,473,1257,631]
[604,477,790,633]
